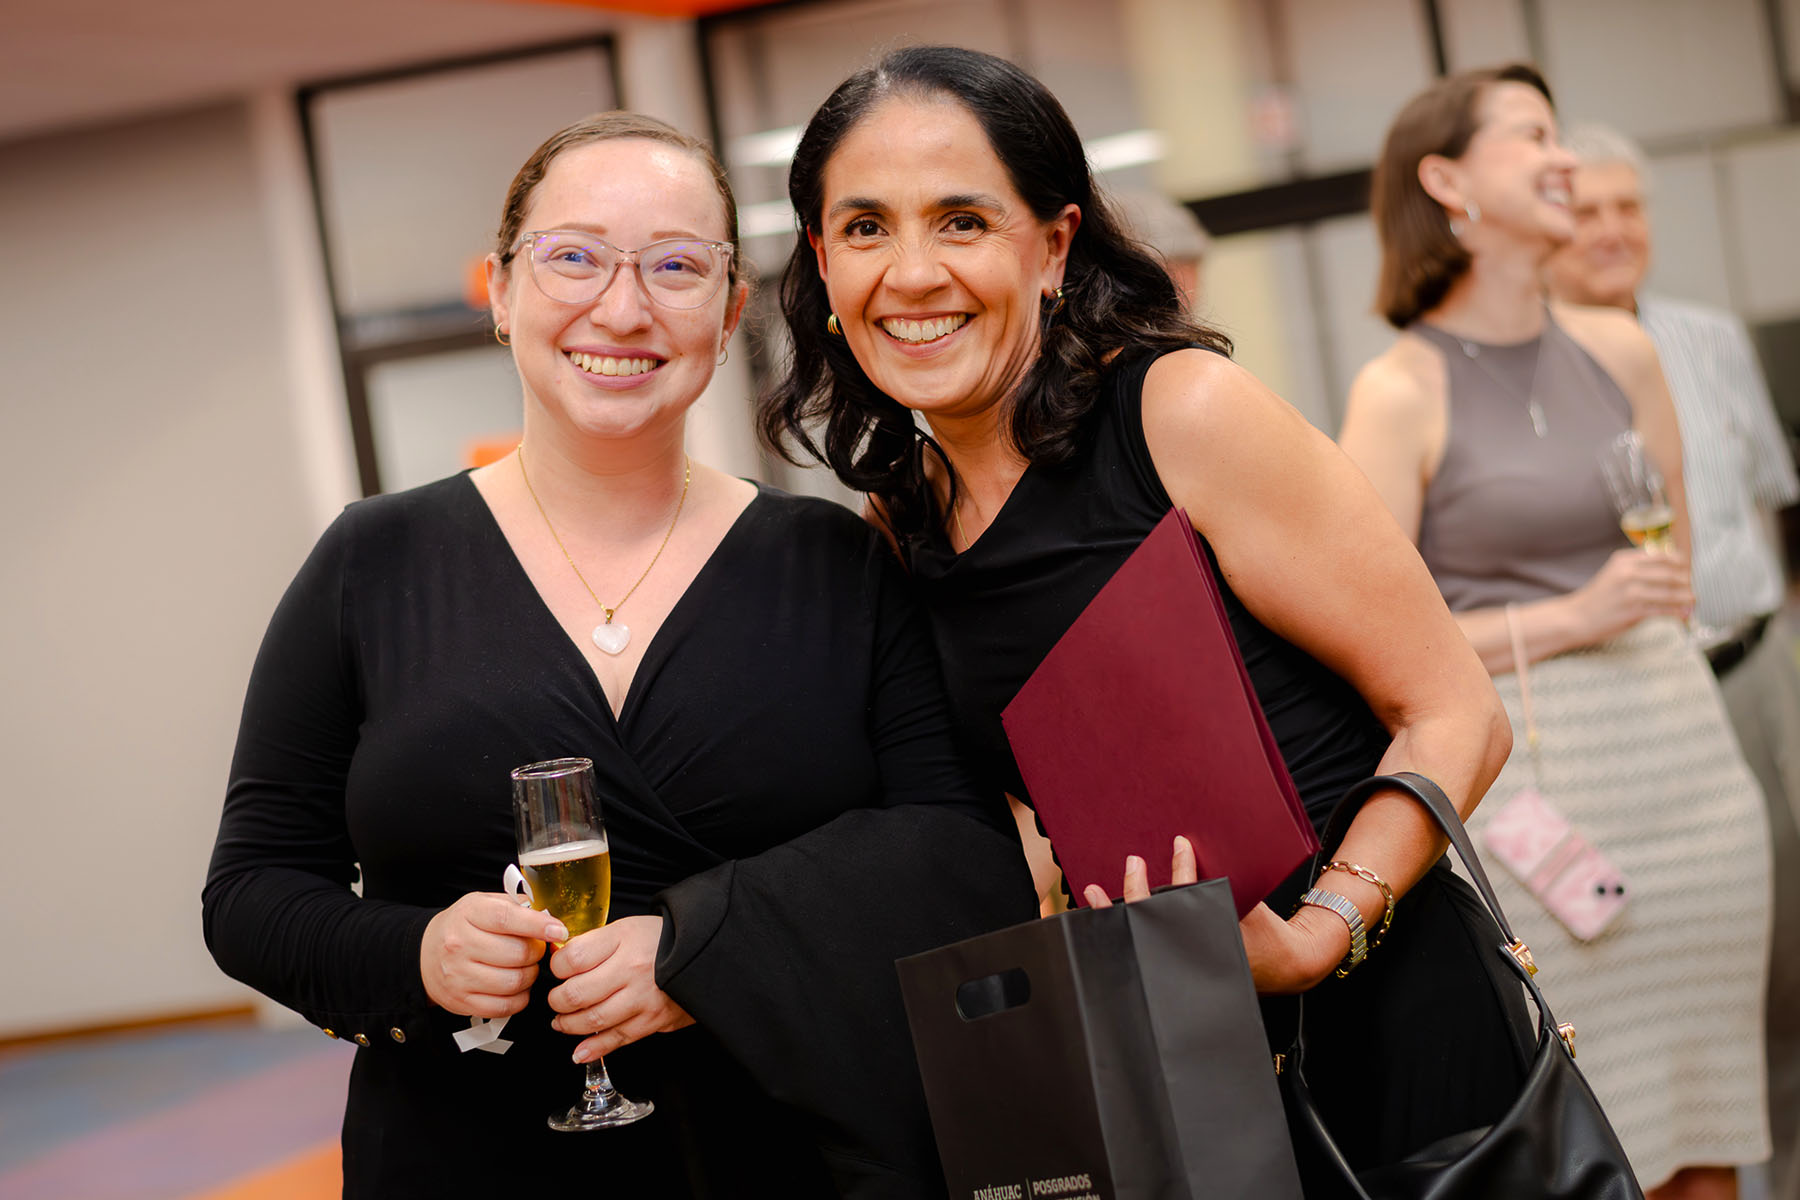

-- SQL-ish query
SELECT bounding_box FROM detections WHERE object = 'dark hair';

[1371,63,1553,329]
[494,110,742,288]
[757,45,1229,540]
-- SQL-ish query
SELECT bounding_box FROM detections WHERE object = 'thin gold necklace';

[951,498,971,551]
[516,448,690,657]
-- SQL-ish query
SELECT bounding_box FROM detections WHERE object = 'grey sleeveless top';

[1411,314,1634,612]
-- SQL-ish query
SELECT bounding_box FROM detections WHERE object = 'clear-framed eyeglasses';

[510,230,735,311]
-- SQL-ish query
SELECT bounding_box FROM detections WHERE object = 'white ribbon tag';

[451,864,535,1054]
[453,1016,511,1054]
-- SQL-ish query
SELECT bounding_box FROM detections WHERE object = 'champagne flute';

[1596,432,1719,643]
[510,757,654,1132]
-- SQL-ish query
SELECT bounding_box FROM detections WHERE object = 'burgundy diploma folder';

[1001,507,1319,916]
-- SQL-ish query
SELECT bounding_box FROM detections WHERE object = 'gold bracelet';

[1323,860,1396,952]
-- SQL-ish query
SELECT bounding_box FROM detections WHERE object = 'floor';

[0,1016,1779,1199]
[0,1020,351,1200]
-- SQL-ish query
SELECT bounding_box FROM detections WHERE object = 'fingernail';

[572,1046,589,1064]
[1175,835,1192,853]
[1127,855,1144,874]
[546,922,568,942]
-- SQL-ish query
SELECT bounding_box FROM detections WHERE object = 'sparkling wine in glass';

[1619,502,1675,553]
[511,757,653,1132]
[1597,432,1718,643]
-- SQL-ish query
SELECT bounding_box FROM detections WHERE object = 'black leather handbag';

[1279,772,1644,1200]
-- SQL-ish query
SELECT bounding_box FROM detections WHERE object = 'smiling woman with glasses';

[203,108,1034,1198]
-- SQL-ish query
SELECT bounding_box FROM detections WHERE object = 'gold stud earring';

[493,324,511,346]
[826,313,843,337]
[1043,285,1066,318]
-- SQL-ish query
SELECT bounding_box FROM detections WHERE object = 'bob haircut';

[1371,63,1553,329]
[493,110,742,289]
[757,44,1229,541]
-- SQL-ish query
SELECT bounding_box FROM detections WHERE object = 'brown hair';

[493,111,741,286]
[1371,63,1553,328]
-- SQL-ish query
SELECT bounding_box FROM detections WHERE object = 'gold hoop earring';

[717,345,730,366]
[826,313,843,337]
[1043,285,1066,318]
[493,324,510,347]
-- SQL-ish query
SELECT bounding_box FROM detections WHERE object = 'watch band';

[1299,887,1369,977]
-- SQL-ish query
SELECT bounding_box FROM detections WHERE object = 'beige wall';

[0,103,336,1035]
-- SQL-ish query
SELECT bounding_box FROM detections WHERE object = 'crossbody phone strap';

[1504,602,1544,788]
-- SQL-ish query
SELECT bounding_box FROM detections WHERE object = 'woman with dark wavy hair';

[762,44,1533,1180]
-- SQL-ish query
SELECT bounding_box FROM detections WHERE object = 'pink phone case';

[1480,787,1628,941]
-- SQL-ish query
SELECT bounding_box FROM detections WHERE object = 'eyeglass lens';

[524,233,728,310]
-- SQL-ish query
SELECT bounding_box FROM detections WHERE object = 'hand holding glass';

[1597,432,1717,642]
[510,757,653,1132]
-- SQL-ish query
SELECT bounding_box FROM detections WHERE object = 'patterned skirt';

[1463,617,1773,1188]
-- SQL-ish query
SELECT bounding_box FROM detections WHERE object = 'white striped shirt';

[1638,293,1799,629]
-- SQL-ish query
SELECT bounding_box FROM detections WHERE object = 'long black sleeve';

[654,520,1038,1198]
[657,806,1032,1198]
[203,512,438,1040]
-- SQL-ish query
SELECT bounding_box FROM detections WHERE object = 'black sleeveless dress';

[904,347,1533,1177]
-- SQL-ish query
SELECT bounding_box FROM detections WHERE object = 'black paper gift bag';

[897,879,1303,1200]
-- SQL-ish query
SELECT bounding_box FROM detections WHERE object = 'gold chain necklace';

[516,448,690,657]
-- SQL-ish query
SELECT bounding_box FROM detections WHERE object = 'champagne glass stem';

[582,1058,619,1108]
[550,1052,652,1130]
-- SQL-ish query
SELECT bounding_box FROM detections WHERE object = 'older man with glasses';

[1545,121,1800,1200]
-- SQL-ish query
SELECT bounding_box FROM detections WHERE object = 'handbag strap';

[1292,771,1557,1090]
[1287,773,1609,1196]
[1316,772,1522,959]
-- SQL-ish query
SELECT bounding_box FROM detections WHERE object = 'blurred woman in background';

[1339,64,1771,1199]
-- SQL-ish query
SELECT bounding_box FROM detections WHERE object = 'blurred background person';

[1113,186,1210,311]
[1545,121,1800,1200]
[1340,64,1773,1200]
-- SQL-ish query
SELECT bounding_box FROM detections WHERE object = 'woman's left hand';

[1082,836,1349,994]
[546,915,695,1061]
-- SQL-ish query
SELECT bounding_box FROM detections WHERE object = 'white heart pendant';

[592,622,631,656]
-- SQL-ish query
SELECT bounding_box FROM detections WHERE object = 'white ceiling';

[0,0,628,144]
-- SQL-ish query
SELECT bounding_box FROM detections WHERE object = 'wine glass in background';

[1597,432,1719,643]
[511,757,654,1132]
